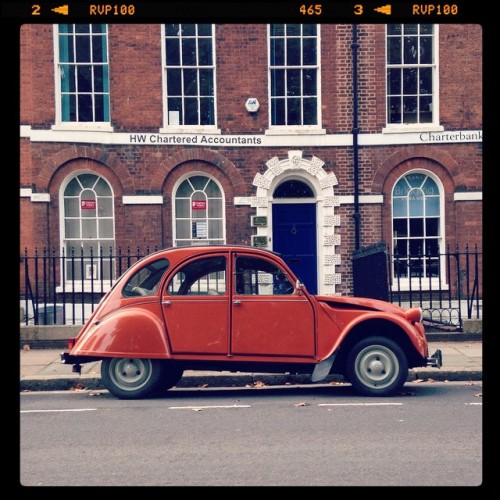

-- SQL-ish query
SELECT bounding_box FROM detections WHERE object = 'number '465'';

[300,4,322,15]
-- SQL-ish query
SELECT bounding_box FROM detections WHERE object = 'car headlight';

[405,307,423,323]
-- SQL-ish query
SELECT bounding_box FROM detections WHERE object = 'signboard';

[252,235,268,247]
[251,215,267,227]
[192,200,207,210]
[192,221,207,238]
[81,200,96,210]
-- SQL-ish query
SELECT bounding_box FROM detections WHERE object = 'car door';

[162,254,229,354]
[230,252,316,357]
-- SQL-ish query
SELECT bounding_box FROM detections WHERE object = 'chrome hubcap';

[355,346,398,389]
[110,358,152,391]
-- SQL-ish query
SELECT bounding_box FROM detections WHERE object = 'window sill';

[265,127,326,136]
[382,124,444,134]
[51,123,114,132]
[159,127,222,134]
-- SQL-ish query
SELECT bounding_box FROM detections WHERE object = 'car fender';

[70,303,170,359]
[319,310,427,362]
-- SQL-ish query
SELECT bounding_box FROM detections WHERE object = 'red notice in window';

[192,200,206,210]
[81,200,96,210]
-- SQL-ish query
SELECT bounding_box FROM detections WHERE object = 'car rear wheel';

[345,337,408,397]
[101,357,164,399]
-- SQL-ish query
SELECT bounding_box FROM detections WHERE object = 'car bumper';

[60,351,100,373]
[426,348,443,368]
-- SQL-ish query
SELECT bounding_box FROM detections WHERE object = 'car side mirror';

[296,280,305,294]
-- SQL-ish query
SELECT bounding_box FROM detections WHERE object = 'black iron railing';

[389,244,482,329]
[20,244,482,330]
[20,246,158,326]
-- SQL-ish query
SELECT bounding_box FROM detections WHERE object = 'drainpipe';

[352,24,361,251]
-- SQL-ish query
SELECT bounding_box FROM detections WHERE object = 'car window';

[235,256,294,295]
[167,256,227,296]
[122,258,170,297]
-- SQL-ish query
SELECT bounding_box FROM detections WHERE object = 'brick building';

[20,23,482,298]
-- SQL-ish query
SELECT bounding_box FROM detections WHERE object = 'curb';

[20,369,482,393]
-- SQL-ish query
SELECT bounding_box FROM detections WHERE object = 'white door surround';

[236,150,342,296]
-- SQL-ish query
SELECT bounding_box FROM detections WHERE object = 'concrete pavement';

[20,336,483,393]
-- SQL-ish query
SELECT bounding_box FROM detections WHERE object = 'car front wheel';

[345,337,408,397]
[101,357,164,399]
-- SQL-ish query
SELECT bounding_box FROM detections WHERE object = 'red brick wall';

[19,24,483,291]
[439,24,482,129]
[20,25,55,127]
[216,25,269,133]
[109,24,163,130]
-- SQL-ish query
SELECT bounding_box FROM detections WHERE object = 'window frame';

[160,23,220,134]
[390,169,447,290]
[384,23,443,133]
[234,255,295,296]
[167,256,227,296]
[266,23,324,135]
[58,171,116,292]
[172,173,226,247]
[52,24,113,131]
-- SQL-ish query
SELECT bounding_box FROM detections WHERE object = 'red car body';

[61,245,442,398]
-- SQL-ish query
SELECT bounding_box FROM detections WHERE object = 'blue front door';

[272,203,318,294]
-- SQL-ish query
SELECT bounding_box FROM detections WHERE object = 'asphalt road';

[19,381,483,487]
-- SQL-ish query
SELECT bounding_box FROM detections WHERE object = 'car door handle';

[162,301,171,306]
[233,300,241,305]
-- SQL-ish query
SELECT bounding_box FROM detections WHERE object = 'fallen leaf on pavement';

[71,383,86,391]
[474,393,482,397]
[294,402,310,406]
[246,380,266,388]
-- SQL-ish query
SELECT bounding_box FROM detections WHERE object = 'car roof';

[133,244,282,267]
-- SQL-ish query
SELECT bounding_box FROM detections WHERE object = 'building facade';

[20,23,482,297]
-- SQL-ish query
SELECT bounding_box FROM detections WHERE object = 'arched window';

[62,172,115,283]
[392,171,442,281]
[174,174,225,246]
[274,179,314,198]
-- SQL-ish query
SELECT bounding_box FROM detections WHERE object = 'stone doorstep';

[461,319,483,334]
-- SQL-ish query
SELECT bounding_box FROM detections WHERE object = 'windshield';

[122,258,170,297]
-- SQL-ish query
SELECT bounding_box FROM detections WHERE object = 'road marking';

[465,403,482,406]
[318,402,403,407]
[169,404,251,410]
[21,408,97,414]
